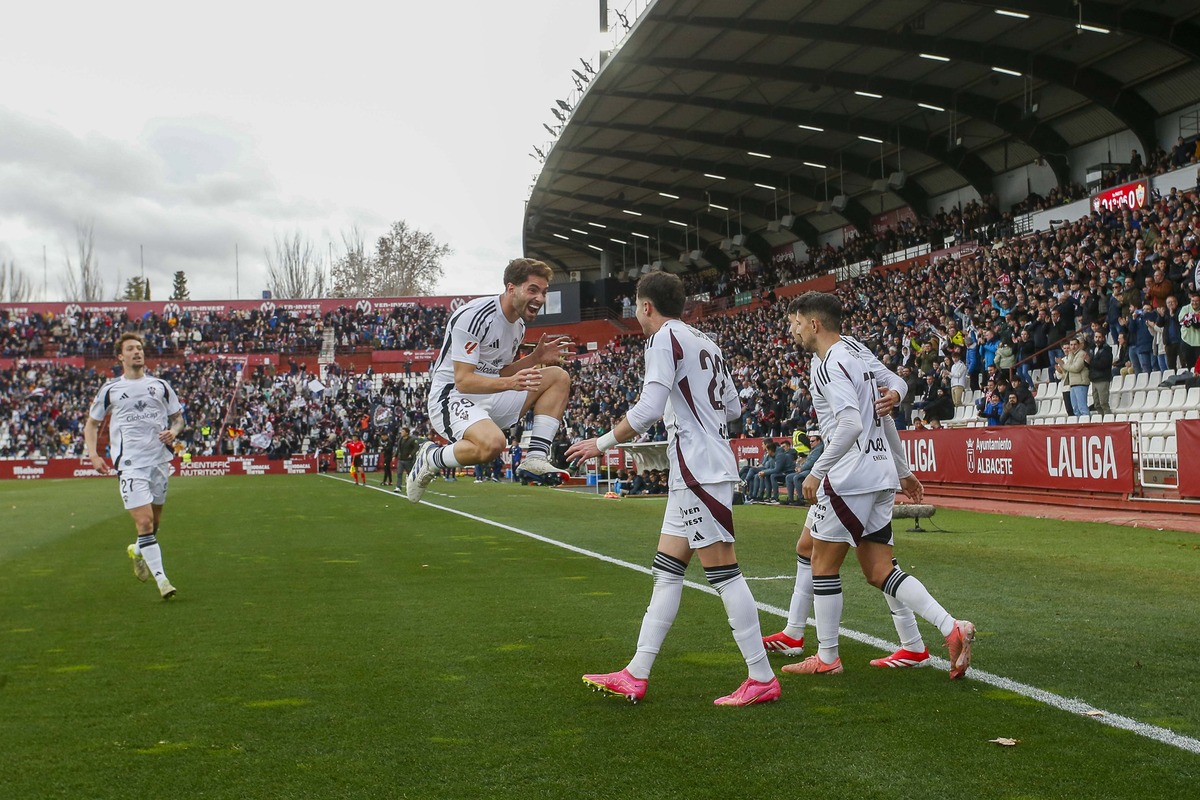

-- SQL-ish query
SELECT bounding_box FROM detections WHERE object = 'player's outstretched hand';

[532,334,573,365]
[899,474,924,504]
[510,367,544,392]
[565,438,601,464]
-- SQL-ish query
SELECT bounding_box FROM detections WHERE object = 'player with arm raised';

[406,258,573,503]
[763,334,941,669]
[566,271,779,706]
[83,333,185,600]
[778,292,974,678]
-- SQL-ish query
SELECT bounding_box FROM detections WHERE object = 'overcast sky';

[0,0,603,302]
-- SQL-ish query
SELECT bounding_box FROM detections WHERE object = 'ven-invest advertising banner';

[898,423,1135,493]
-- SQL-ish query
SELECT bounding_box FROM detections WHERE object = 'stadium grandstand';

[6,0,1200,513]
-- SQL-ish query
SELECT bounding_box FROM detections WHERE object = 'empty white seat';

[1133,373,1150,391]
[1148,370,1163,386]
[1186,409,1200,420]
[1101,413,1116,423]
[1152,389,1175,412]
[1166,386,1189,412]
[1115,412,1132,423]
[1167,435,1177,453]
[1186,387,1200,410]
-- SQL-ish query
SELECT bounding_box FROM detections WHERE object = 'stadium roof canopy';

[522,0,1200,279]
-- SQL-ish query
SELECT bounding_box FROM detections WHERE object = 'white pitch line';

[325,474,1200,755]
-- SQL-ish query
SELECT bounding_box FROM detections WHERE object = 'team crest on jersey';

[148,386,157,397]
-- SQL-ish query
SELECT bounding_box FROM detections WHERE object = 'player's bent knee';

[542,365,569,386]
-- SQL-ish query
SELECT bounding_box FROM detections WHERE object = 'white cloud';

[0,0,599,301]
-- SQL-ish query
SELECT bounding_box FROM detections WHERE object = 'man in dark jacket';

[394,427,420,495]
[1087,330,1114,414]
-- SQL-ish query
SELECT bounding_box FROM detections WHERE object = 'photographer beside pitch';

[567,271,779,706]
[84,332,184,600]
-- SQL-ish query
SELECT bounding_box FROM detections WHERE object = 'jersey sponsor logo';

[464,341,479,354]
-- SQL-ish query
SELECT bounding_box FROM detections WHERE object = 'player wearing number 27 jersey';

[643,318,742,491]
[568,272,779,707]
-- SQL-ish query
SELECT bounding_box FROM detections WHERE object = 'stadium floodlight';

[668,219,688,227]
[1076,23,1110,34]
[747,151,772,159]
[754,183,776,191]
[919,53,950,62]
[709,202,729,211]
[703,173,726,180]
[609,238,627,245]
[918,103,946,112]
[803,161,827,169]
[994,9,1030,19]
[797,124,824,132]
[587,244,603,251]
[621,209,642,216]
[658,192,680,199]
[855,91,883,99]
[570,228,589,235]
[587,222,606,228]
[858,135,884,144]
[992,66,1023,76]
[552,233,570,240]
[631,232,650,239]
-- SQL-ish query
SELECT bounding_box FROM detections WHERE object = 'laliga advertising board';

[898,423,1135,493]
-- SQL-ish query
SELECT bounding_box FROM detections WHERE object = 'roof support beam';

[629,56,1073,184]
[596,89,995,194]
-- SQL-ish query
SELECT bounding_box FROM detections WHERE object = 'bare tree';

[266,232,327,299]
[1,259,36,302]
[372,220,450,296]
[330,226,372,297]
[62,221,106,301]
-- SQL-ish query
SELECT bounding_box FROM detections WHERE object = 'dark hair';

[115,332,144,357]
[786,292,843,330]
[503,258,553,288]
[636,271,686,317]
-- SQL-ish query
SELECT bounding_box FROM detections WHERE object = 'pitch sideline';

[326,474,1200,755]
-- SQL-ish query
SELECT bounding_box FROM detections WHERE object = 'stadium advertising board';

[1176,420,1200,498]
[0,356,86,369]
[0,295,478,319]
[0,455,317,480]
[1091,179,1150,213]
[898,423,1135,493]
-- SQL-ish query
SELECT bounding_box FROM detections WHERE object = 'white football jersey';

[428,295,525,396]
[88,374,183,471]
[644,319,741,489]
[841,336,907,399]
[808,338,898,495]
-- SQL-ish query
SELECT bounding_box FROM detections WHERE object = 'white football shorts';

[808,482,895,547]
[118,463,171,510]
[661,482,737,549]
[428,385,529,443]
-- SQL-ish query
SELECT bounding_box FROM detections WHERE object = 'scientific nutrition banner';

[0,455,318,481]
[897,422,1135,493]
[1176,420,1200,498]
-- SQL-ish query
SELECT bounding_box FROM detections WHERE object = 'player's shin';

[785,554,813,638]
[705,563,774,682]
[812,574,843,664]
[883,567,954,638]
[625,553,686,680]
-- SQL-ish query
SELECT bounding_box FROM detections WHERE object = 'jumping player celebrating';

[407,258,572,503]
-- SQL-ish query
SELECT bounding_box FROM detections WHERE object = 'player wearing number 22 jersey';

[567,271,779,707]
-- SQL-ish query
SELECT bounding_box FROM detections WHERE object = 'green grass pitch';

[2,474,1198,799]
